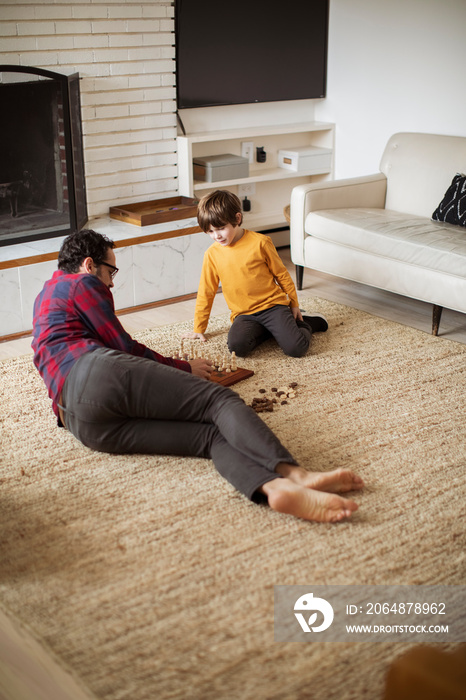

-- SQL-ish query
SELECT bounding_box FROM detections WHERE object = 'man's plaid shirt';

[32,270,190,424]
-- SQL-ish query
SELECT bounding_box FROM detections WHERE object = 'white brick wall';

[0,0,177,219]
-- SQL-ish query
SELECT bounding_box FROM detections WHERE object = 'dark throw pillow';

[432,173,466,227]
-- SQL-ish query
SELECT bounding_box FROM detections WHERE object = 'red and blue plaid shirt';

[32,270,191,423]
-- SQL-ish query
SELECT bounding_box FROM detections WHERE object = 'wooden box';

[109,196,198,227]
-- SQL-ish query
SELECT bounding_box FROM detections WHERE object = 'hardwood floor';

[1,245,466,361]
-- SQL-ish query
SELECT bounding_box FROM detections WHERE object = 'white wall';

[316,0,466,178]
[177,100,317,135]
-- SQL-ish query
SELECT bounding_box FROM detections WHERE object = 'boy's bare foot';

[276,464,364,494]
[260,478,358,523]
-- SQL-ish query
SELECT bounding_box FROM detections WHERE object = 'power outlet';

[238,182,255,197]
[241,141,254,164]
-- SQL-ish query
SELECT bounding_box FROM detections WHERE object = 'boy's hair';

[58,229,115,273]
[197,190,243,232]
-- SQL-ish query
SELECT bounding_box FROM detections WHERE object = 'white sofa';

[290,132,466,335]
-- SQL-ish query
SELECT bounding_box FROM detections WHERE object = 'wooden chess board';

[210,366,254,387]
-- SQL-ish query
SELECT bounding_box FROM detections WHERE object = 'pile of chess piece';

[249,383,298,413]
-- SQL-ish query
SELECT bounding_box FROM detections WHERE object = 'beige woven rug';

[1,297,465,700]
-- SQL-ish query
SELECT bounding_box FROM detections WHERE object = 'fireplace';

[0,66,87,247]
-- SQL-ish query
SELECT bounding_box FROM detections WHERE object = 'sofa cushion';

[305,208,466,277]
[379,133,466,218]
[432,173,466,227]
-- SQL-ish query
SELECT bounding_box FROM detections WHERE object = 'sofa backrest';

[380,132,466,217]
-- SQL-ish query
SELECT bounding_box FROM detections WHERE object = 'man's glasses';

[99,261,119,280]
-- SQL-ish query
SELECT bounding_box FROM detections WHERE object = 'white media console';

[177,121,335,233]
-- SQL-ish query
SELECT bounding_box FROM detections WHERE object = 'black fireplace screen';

[0,66,87,247]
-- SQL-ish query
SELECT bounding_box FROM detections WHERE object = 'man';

[32,229,363,523]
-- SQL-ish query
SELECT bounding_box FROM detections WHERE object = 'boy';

[183,190,328,356]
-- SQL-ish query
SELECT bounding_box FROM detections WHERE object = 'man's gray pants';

[61,348,297,501]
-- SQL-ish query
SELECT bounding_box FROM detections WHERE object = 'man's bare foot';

[276,464,364,494]
[260,478,358,523]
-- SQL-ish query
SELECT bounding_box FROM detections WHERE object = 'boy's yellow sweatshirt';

[193,229,299,334]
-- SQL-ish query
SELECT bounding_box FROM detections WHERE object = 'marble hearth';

[0,216,211,339]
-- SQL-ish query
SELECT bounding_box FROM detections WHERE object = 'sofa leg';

[296,265,304,291]
[432,304,443,336]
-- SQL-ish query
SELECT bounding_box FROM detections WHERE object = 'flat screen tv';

[175,0,329,110]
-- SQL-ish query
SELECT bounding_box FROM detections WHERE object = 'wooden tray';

[109,196,198,226]
[210,366,254,387]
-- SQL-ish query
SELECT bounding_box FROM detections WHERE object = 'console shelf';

[177,121,335,231]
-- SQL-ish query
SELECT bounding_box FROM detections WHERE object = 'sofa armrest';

[290,173,387,266]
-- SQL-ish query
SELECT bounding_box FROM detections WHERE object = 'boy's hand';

[181,331,207,341]
[188,357,213,379]
[291,306,303,322]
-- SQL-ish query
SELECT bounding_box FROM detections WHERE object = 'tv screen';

[175,0,329,110]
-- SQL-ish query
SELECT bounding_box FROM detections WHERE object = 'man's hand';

[182,331,207,341]
[291,306,303,322]
[189,357,213,379]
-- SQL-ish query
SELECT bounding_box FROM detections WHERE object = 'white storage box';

[277,146,332,173]
[193,153,249,182]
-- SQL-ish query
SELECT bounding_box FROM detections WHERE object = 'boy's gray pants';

[227,304,311,358]
[61,348,297,501]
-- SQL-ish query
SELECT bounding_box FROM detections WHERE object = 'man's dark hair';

[58,229,115,273]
